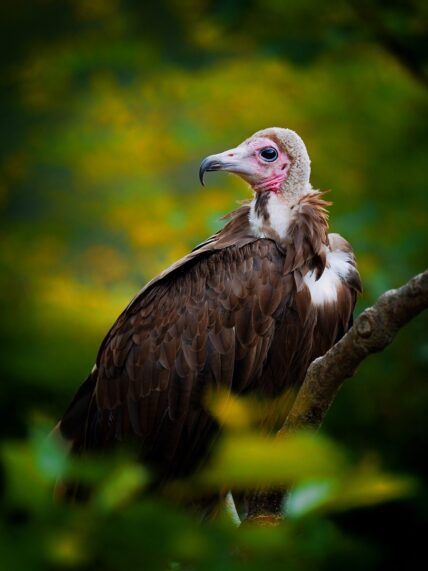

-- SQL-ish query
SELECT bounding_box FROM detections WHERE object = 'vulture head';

[199,127,311,197]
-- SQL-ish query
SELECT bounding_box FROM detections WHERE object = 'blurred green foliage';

[0,0,427,569]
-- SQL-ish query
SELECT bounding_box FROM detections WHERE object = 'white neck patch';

[249,193,293,240]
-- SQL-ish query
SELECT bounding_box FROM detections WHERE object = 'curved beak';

[199,145,250,186]
[199,156,233,186]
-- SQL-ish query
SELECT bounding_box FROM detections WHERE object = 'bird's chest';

[258,249,354,395]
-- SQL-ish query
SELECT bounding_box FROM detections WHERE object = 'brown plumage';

[57,127,361,489]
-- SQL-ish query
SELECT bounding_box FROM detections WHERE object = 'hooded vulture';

[56,127,361,488]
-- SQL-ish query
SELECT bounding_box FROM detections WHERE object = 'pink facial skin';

[207,137,291,193]
[252,172,289,193]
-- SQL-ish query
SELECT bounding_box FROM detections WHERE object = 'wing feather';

[92,241,292,469]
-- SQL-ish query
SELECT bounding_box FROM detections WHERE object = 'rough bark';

[244,269,428,525]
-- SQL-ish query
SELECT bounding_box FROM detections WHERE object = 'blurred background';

[0,1,427,569]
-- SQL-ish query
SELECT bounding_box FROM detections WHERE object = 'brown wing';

[58,197,361,480]
[80,240,294,476]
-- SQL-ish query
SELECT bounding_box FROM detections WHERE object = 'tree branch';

[244,269,428,525]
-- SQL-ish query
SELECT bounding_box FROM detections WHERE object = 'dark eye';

[260,147,278,162]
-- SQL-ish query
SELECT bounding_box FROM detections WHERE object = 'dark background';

[0,1,427,569]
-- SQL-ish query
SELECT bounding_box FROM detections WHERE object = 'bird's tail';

[59,369,98,451]
[50,368,98,500]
